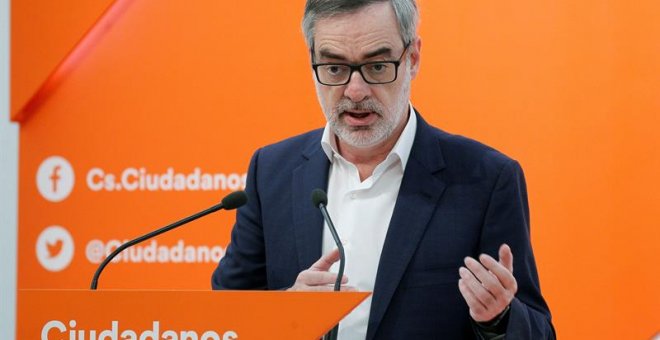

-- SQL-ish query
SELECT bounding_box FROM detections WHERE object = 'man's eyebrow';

[316,46,395,62]
[363,47,393,59]
[318,49,348,61]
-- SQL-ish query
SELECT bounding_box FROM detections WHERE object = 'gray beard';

[330,82,410,148]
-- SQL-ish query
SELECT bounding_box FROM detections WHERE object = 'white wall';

[0,0,18,337]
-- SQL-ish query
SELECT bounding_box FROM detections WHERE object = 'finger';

[479,253,517,292]
[299,270,348,286]
[288,281,354,292]
[458,278,488,320]
[299,285,340,292]
[459,266,497,308]
[499,244,514,273]
[310,248,341,272]
[309,284,357,292]
[464,257,505,297]
[288,282,335,292]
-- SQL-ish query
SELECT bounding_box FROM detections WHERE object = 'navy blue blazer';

[212,112,555,339]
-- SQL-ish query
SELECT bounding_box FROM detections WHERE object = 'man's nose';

[343,70,371,102]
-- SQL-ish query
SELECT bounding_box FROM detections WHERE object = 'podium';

[18,289,369,339]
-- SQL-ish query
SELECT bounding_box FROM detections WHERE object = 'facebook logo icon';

[37,156,75,202]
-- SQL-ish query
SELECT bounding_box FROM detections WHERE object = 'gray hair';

[302,0,418,49]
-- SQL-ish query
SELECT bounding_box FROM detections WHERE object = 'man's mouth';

[346,111,373,118]
[340,110,379,127]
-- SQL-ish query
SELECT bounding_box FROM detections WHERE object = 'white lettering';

[160,168,174,190]
[41,320,235,340]
[138,321,159,340]
[121,329,138,340]
[223,331,238,340]
[186,168,201,190]
[227,174,241,191]
[181,330,198,340]
[201,174,213,190]
[157,246,168,262]
[105,239,122,263]
[121,168,139,191]
[210,247,224,263]
[105,173,116,191]
[88,167,246,193]
[139,168,147,190]
[99,321,119,340]
[143,241,157,263]
[87,168,105,192]
[201,331,220,340]
[41,320,66,340]
[90,240,225,265]
[162,330,178,340]
[170,240,184,263]
[98,320,118,339]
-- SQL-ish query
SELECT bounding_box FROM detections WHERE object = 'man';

[212,0,555,339]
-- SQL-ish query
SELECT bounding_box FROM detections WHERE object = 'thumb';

[499,244,514,273]
[311,248,341,272]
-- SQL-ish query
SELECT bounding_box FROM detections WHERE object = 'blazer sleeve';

[476,159,556,339]
[211,149,268,290]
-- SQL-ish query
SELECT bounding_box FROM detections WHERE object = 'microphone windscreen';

[221,191,248,210]
[311,188,328,207]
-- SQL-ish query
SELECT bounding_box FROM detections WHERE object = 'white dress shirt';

[320,105,417,340]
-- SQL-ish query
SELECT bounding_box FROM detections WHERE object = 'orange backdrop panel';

[17,290,369,339]
[13,0,660,339]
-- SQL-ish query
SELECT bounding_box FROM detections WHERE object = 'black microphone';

[90,190,248,290]
[312,188,344,340]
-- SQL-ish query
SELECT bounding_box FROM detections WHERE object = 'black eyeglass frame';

[311,42,411,86]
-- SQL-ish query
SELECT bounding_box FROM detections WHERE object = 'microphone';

[90,190,248,290]
[312,188,344,340]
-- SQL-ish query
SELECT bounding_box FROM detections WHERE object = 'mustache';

[332,98,384,117]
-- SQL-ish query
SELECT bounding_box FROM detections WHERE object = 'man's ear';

[409,36,422,80]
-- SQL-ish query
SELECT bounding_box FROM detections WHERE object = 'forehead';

[313,2,402,58]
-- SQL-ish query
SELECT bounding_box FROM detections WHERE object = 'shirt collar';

[321,103,417,169]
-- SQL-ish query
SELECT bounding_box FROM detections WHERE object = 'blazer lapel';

[367,113,447,340]
[292,138,330,271]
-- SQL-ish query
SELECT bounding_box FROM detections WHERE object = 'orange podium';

[18,289,369,339]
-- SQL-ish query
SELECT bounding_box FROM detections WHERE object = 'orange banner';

[18,290,369,339]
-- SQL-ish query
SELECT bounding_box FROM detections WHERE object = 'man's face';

[312,2,420,149]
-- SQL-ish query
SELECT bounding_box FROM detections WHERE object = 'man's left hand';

[458,243,518,323]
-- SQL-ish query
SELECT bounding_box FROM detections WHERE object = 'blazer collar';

[292,134,329,271]
[367,111,448,339]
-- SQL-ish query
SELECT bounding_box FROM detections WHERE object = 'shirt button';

[350,193,357,199]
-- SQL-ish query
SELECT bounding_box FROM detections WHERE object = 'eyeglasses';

[311,43,410,86]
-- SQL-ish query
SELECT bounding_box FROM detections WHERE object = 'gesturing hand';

[458,244,518,323]
[287,248,355,292]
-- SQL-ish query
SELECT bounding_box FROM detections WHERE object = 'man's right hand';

[287,248,355,291]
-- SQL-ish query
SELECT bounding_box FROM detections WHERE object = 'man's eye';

[367,63,389,73]
[326,65,344,75]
